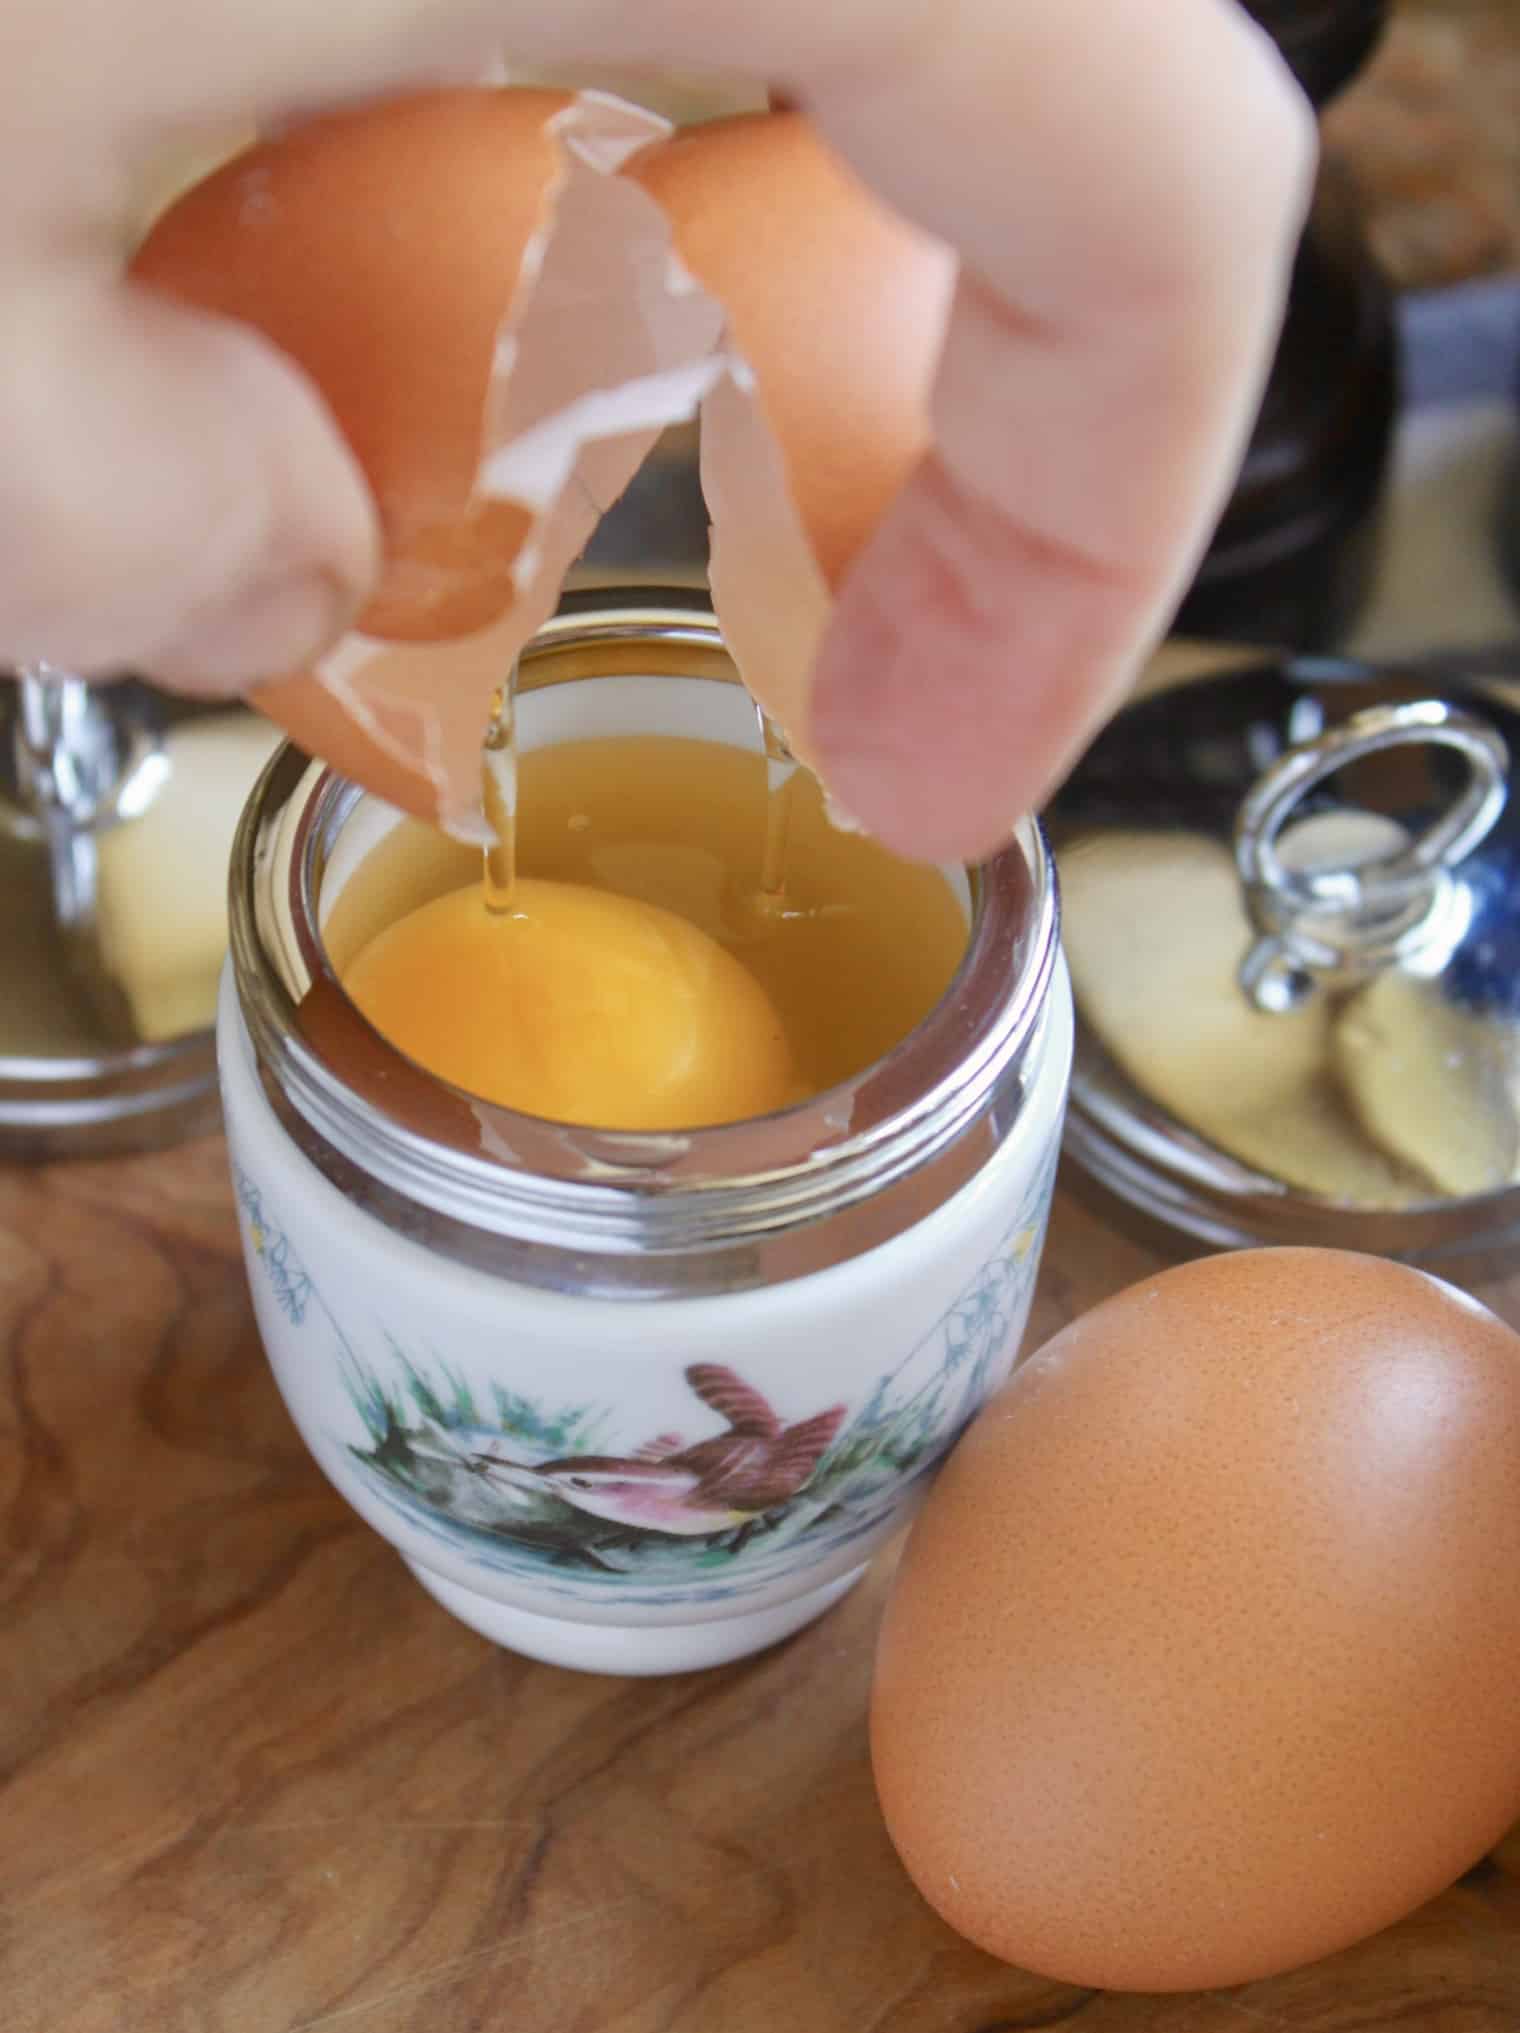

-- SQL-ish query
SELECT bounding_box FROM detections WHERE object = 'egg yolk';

[341,878,800,1130]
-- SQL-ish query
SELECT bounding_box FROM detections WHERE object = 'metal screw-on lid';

[1048,652,1520,1265]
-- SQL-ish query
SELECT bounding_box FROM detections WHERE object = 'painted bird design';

[469,1364,847,1543]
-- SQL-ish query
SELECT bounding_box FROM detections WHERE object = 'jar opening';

[228,594,1059,1278]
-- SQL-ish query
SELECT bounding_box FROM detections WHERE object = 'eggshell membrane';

[633,114,957,753]
[132,88,729,837]
[870,1247,1520,1993]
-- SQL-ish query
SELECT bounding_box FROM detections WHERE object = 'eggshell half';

[633,113,957,755]
[133,88,728,837]
[871,1247,1520,1992]
[132,90,567,644]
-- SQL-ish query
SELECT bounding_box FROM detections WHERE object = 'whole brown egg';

[870,1247,1520,1992]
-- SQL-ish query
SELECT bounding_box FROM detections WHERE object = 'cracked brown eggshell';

[632,110,955,592]
[870,1247,1520,1992]
[132,89,566,648]
[130,87,726,835]
[130,93,957,830]
[632,112,957,754]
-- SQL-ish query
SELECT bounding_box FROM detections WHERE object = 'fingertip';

[809,456,1144,865]
[809,749,1021,867]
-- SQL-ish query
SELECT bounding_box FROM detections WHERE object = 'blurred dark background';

[1323,0,1520,291]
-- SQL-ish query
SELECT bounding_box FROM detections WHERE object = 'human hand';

[0,0,1313,857]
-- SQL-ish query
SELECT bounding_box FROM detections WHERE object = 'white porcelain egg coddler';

[219,594,1071,1675]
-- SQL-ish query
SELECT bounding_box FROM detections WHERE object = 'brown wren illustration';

[471,1364,847,1542]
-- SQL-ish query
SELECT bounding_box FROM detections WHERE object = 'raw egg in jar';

[326,732,970,1133]
[871,1247,1520,1992]
[341,877,798,1132]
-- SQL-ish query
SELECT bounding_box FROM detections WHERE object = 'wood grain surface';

[5,1136,1520,2033]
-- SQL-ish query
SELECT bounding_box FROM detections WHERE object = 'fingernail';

[149,565,354,694]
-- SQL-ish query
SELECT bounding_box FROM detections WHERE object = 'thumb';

[0,270,377,689]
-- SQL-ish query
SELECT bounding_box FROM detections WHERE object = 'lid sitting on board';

[1047,649,1520,1266]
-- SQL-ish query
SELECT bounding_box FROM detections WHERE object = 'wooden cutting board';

[5,1133,1520,2032]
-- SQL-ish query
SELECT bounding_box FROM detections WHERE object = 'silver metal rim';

[0,1030,219,1160]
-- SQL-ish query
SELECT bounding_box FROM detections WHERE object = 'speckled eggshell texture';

[870,1247,1520,1993]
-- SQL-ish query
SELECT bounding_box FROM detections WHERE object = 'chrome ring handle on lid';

[1233,698,1510,1014]
[4,665,167,851]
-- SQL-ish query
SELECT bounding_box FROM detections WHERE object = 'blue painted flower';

[234,1167,312,1325]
